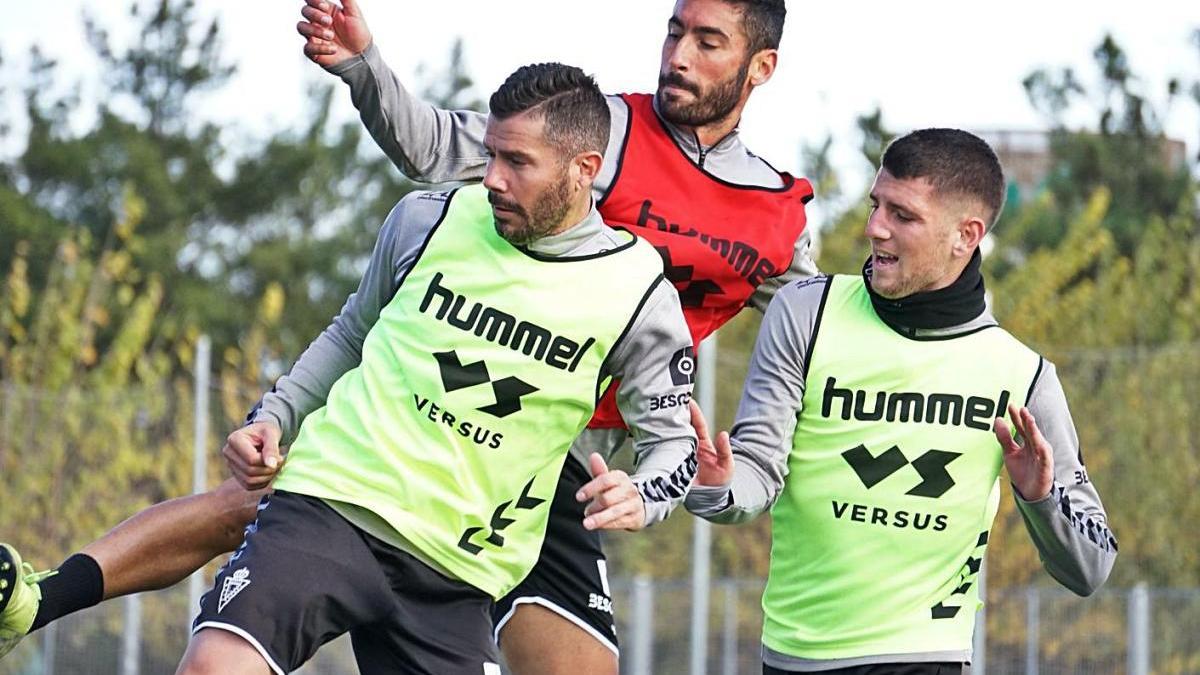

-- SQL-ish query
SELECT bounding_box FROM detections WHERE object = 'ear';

[748,49,777,87]
[573,150,604,190]
[953,215,987,258]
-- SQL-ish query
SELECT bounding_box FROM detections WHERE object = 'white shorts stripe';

[492,596,619,657]
[597,559,611,597]
[193,621,286,675]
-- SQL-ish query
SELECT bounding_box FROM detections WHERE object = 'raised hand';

[690,400,733,487]
[576,453,646,531]
[993,403,1054,501]
[297,0,373,67]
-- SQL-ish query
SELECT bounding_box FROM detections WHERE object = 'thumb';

[340,0,362,18]
[715,431,733,462]
[588,452,608,478]
[261,426,284,470]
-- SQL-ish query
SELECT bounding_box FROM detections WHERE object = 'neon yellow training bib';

[275,185,664,598]
[764,274,1042,660]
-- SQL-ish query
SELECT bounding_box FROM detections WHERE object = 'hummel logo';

[218,568,251,613]
[842,444,961,498]
[434,351,538,418]
[420,273,596,372]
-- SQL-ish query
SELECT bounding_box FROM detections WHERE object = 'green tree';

[855,106,896,174]
[1019,33,1197,252]
[1,1,485,368]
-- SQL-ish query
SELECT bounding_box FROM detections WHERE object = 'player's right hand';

[690,400,734,487]
[297,0,373,67]
[223,421,285,490]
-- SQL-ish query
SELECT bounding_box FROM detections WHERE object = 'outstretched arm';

[297,0,490,182]
[685,277,826,524]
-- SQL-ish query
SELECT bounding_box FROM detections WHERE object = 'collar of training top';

[861,249,986,332]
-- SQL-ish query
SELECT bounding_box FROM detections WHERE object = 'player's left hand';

[577,453,646,531]
[994,403,1055,501]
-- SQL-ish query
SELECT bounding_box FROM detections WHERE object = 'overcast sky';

[7,1,1199,220]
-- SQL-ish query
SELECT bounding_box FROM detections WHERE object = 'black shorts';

[492,456,619,655]
[192,491,500,675]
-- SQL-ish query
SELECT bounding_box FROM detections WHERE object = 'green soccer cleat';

[0,544,55,660]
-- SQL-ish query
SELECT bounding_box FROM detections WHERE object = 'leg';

[187,491,394,674]
[1,479,262,658]
[354,533,500,675]
[500,603,617,675]
[84,478,265,599]
[176,628,272,675]
[494,452,620,675]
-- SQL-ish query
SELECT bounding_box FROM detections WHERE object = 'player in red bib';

[589,91,812,429]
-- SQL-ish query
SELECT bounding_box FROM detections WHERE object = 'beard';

[868,253,954,300]
[656,58,751,128]
[488,174,574,246]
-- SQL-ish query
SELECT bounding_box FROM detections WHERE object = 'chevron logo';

[434,351,491,391]
[842,444,908,489]
[931,531,990,620]
[457,478,546,555]
[841,444,961,499]
[906,450,962,498]
[434,351,538,419]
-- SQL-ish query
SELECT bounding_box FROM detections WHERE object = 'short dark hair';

[726,0,786,54]
[489,63,610,161]
[881,128,1007,227]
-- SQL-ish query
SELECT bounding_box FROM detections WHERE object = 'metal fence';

[1,581,1196,674]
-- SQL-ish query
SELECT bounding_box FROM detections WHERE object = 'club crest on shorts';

[218,568,251,613]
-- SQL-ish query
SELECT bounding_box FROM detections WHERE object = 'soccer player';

[175,62,696,674]
[297,0,812,671]
[685,129,1118,674]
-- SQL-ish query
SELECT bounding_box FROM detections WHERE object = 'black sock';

[29,553,104,632]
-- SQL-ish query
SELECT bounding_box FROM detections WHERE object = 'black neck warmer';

[862,249,986,332]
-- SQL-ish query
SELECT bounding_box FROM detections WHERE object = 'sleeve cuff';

[325,41,375,77]
[249,410,288,442]
[684,483,733,517]
[1012,481,1058,507]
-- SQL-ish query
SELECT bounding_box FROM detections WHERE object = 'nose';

[864,209,889,242]
[482,160,506,194]
[665,36,691,73]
